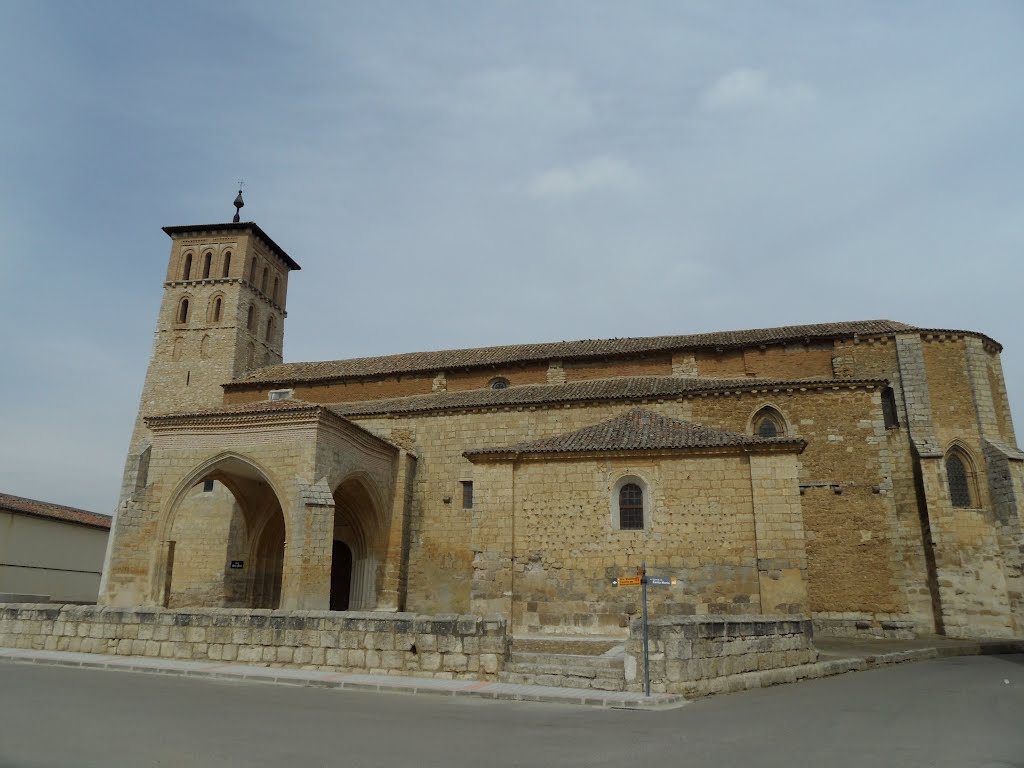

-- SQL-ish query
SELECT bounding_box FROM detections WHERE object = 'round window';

[489,377,510,390]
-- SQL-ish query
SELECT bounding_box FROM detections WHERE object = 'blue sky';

[1,2,1022,514]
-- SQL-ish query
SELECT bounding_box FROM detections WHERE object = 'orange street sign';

[616,576,642,587]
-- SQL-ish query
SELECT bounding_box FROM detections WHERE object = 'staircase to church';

[499,635,628,691]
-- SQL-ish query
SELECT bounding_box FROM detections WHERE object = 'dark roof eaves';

[162,222,301,271]
[464,440,806,462]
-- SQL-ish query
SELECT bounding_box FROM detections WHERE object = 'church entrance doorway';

[330,540,353,610]
[331,476,383,610]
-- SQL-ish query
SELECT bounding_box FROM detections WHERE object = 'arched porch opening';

[331,476,383,611]
[158,455,287,610]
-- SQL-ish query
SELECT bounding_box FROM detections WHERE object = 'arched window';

[200,334,211,360]
[202,252,212,279]
[247,342,256,369]
[265,315,275,342]
[618,484,644,530]
[249,259,258,284]
[752,406,787,438]
[945,447,978,508]
[489,377,510,390]
[182,254,193,281]
[261,267,269,294]
[222,251,231,278]
[212,296,222,322]
[273,276,280,304]
[177,298,189,324]
[246,305,255,332]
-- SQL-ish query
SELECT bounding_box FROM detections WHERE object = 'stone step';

[507,651,624,672]
[498,671,626,691]
[510,636,624,656]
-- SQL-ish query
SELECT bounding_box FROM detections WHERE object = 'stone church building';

[97,217,1024,642]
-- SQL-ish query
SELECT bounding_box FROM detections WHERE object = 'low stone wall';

[0,605,508,680]
[813,615,916,640]
[625,615,818,697]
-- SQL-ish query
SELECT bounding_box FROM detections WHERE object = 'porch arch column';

[280,480,335,611]
[376,450,416,611]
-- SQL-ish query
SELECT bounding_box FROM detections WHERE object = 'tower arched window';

[265,315,275,342]
[751,406,787,438]
[212,296,222,322]
[945,447,978,508]
[182,254,193,281]
[222,251,231,278]
[246,305,255,332]
[273,276,280,304]
[261,267,269,294]
[177,298,190,324]
[202,252,212,279]
[249,259,258,284]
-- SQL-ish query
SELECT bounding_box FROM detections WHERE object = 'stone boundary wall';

[626,615,818,696]
[0,605,507,680]
[812,615,916,640]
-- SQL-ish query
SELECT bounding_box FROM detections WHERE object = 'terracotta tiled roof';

[328,376,885,418]
[0,493,111,530]
[145,398,324,422]
[226,319,1000,388]
[466,408,805,458]
[142,399,410,455]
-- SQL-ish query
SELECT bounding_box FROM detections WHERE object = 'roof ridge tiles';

[465,407,805,457]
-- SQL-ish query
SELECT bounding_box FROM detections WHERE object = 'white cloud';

[700,68,814,112]
[527,155,641,201]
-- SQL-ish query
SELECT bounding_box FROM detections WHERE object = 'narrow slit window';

[182,254,192,281]
[273,276,280,304]
[882,387,899,429]
[222,251,231,278]
[247,305,255,332]
[461,481,473,509]
[249,259,258,284]
[178,298,189,324]
[265,315,275,342]
[202,252,212,279]
[202,480,215,493]
[213,297,222,322]
[261,267,269,294]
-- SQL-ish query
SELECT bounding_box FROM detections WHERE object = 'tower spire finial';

[233,180,245,223]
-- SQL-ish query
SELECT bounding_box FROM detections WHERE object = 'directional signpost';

[611,561,679,697]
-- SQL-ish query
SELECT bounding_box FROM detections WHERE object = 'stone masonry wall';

[0,605,507,680]
[507,454,761,634]
[624,615,817,696]
[351,384,895,626]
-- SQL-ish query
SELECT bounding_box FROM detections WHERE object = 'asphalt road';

[0,655,1021,768]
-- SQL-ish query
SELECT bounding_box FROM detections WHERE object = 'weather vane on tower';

[232,180,245,223]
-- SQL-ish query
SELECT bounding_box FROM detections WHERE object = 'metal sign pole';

[641,560,650,697]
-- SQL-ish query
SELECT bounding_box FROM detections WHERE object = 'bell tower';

[99,195,301,605]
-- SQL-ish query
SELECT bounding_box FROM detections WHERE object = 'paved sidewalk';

[0,646,685,710]
[2,636,1021,710]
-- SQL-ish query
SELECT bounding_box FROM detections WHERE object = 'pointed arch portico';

[96,400,415,612]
